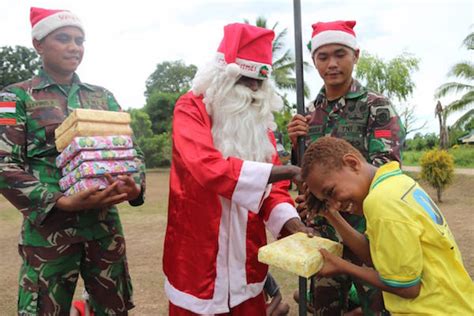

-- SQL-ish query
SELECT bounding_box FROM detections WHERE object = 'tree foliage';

[144,60,197,97]
[144,91,180,135]
[355,51,419,102]
[405,133,439,151]
[129,109,172,167]
[434,31,474,128]
[0,45,41,89]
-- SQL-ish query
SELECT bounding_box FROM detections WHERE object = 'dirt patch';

[0,170,472,315]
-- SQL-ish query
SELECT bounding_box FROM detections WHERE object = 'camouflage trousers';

[310,215,387,316]
[17,233,134,316]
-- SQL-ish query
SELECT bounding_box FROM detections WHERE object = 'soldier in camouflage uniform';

[0,7,146,315]
[287,21,405,315]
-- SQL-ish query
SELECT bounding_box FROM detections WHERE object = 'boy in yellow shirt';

[301,136,473,315]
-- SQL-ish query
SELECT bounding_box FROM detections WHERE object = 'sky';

[1,0,472,136]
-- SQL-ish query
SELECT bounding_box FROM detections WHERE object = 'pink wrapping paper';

[61,149,137,175]
[59,160,138,191]
[64,178,110,196]
[56,135,133,168]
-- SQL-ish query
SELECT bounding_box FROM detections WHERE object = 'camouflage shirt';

[0,69,146,247]
[307,79,405,166]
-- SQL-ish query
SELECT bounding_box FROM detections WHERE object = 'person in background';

[264,273,290,316]
[0,7,145,314]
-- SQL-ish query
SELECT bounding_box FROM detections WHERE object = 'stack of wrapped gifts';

[55,109,139,196]
[258,232,343,278]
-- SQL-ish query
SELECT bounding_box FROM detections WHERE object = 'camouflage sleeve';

[105,89,146,206]
[0,89,63,225]
[366,94,406,167]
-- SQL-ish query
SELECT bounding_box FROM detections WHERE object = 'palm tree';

[244,17,310,99]
[434,31,474,129]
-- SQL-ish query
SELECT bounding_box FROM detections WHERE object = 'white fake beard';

[209,81,282,162]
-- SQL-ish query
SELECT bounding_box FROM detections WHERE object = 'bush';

[136,132,172,168]
[420,149,454,202]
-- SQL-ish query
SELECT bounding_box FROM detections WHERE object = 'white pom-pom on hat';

[225,63,241,78]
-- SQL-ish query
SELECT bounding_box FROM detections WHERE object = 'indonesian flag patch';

[374,129,392,138]
[0,101,16,113]
[0,118,16,125]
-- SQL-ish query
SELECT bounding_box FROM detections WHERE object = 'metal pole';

[293,0,306,165]
[293,0,308,315]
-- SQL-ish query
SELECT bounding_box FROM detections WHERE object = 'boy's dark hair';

[301,136,364,180]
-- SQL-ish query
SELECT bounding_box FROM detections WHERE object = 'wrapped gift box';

[258,232,343,278]
[63,173,140,196]
[60,148,137,175]
[56,135,134,168]
[64,177,110,196]
[59,160,138,191]
[55,108,131,139]
[55,122,132,152]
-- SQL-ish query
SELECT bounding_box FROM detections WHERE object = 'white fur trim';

[216,52,272,79]
[225,63,241,78]
[311,30,357,54]
[32,11,83,40]
[165,277,229,314]
[232,161,273,212]
[265,202,299,238]
[228,198,266,307]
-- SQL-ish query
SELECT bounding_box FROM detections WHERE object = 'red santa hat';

[310,20,357,55]
[215,23,274,80]
[30,7,84,40]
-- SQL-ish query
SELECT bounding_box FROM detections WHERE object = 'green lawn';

[403,145,474,167]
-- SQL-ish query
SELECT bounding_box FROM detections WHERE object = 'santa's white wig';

[192,62,283,162]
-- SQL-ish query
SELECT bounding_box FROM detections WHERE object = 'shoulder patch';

[0,92,17,101]
[0,101,16,113]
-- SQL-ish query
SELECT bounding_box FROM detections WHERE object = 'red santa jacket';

[163,91,298,314]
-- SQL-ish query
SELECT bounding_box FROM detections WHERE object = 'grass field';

[403,145,474,167]
[0,169,473,315]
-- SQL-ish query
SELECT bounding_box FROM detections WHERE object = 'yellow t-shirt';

[364,161,474,315]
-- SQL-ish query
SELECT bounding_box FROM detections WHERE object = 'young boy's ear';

[342,153,362,171]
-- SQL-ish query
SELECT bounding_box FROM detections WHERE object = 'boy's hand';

[295,193,308,221]
[317,248,346,277]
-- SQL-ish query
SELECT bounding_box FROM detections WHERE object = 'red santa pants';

[169,292,266,315]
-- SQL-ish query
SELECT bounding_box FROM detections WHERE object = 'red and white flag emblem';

[0,101,16,113]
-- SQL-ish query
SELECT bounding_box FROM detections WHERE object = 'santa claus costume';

[163,23,299,315]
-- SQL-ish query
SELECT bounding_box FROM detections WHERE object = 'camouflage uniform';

[298,79,405,315]
[0,69,146,315]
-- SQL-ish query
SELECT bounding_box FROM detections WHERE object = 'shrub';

[420,149,454,202]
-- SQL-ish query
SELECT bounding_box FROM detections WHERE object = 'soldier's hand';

[56,182,128,212]
[105,174,141,201]
[287,114,311,147]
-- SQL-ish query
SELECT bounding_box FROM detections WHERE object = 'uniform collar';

[369,161,403,191]
[32,68,95,91]
[314,78,367,110]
